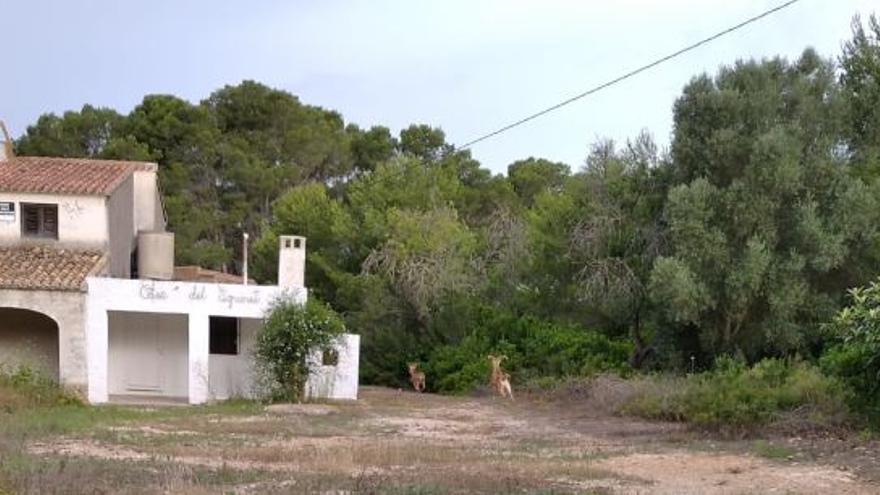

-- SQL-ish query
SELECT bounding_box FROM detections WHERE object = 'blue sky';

[1,0,876,173]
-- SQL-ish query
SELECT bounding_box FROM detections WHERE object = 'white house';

[0,131,359,404]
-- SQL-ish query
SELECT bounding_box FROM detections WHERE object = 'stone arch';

[0,306,60,380]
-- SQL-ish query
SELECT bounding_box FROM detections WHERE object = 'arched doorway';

[0,307,60,380]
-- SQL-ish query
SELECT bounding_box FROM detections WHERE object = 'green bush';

[254,297,345,402]
[621,357,849,429]
[424,305,632,393]
[0,366,81,413]
[820,278,880,425]
[617,375,689,421]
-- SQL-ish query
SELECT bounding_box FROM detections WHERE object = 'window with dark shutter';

[42,207,57,236]
[21,204,58,239]
[23,206,39,235]
[209,316,239,355]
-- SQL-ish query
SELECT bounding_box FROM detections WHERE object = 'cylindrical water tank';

[138,231,175,280]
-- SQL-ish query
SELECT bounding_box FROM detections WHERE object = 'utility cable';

[459,0,803,149]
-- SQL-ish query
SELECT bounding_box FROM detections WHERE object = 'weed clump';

[618,357,849,431]
[0,366,80,413]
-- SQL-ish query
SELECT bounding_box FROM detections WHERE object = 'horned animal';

[487,354,514,400]
[407,362,426,393]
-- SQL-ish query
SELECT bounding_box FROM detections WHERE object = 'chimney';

[0,121,12,161]
[278,235,306,288]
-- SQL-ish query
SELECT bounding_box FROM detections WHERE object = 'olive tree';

[651,50,880,360]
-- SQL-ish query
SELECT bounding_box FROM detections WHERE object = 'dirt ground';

[22,386,880,494]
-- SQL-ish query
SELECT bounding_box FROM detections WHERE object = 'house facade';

[0,140,358,404]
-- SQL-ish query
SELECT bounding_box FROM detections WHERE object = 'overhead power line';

[459,0,803,149]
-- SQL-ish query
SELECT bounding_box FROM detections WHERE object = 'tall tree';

[127,94,228,268]
[16,105,127,158]
[840,14,880,176]
[651,50,879,360]
[397,124,451,162]
[569,134,669,367]
[346,124,396,174]
[507,157,571,206]
[364,207,478,327]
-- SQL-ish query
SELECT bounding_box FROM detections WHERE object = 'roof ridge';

[13,155,156,166]
[0,156,154,196]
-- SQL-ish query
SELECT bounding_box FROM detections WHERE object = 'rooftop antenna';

[242,232,249,286]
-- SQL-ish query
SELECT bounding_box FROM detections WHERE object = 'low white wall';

[306,334,360,401]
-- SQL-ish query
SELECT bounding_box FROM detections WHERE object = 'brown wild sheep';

[408,362,426,393]
[487,354,514,400]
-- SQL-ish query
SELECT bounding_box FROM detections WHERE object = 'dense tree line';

[15,15,880,385]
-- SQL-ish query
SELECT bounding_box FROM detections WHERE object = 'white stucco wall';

[209,318,261,400]
[85,276,360,404]
[132,168,165,233]
[106,175,135,278]
[306,334,360,401]
[0,289,88,391]
[0,192,108,249]
[85,277,307,404]
[0,169,161,268]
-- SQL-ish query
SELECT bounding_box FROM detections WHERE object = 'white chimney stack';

[278,235,306,288]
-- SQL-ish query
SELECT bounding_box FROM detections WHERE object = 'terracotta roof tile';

[0,246,107,291]
[0,156,156,196]
[173,265,254,285]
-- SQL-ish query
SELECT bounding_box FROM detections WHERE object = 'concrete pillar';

[58,301,88,391]
[187,313,210,404]
[86,307,109,403]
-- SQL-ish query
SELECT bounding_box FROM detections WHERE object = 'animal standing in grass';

[488,355,514,400]
[408,363,426,393]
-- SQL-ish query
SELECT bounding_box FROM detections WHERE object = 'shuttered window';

[21,204,58,239]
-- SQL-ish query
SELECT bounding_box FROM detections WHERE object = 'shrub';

[424,305,632,393]
[820,278,880,425]
[254,297,345,402]
[616,374,689,421]
[620,357,849,430]
[0,366,80,413]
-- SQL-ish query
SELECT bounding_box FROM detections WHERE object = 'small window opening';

[322,348,339,366]
[210,316,239,355]
[284,239,292,248]
[293,238,302,248]
[21,203,58,239]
